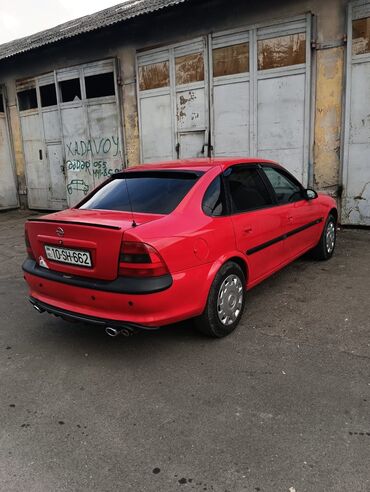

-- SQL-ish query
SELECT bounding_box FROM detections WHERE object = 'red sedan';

[23,159,337,338]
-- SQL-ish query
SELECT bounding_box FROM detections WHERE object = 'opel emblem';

[56,227,65,237]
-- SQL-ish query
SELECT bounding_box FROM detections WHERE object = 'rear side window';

[80,171,202,214]
[202,176,225,216]
[225,166,273,213]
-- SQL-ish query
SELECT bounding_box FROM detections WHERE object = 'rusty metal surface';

[213,43,249,77]
[175,52,204,85]
[352,17,370,55]
[139,61,170,91]
[258,33,306,70]
[0,0,189,62]
[137,38,209,163]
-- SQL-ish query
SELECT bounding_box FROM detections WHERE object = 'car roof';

[125,158,279,173]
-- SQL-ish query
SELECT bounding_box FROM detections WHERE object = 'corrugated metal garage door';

[17,59,124,209]
[0,91,18,209]
[137,15,311,184]
[343,1,370,225]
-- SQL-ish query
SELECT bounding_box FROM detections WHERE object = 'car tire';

[310,213,337,261]
[194,261,246,338]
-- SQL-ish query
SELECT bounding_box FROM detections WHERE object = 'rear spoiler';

[27,218,121,230]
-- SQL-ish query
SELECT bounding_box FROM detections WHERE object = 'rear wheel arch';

[227,256,248,286]
[195,259,247,337]
[201,253,249,308]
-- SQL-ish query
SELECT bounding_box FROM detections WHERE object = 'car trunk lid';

[26,209,163,281]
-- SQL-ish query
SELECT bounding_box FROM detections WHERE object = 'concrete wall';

[0,0,350,206]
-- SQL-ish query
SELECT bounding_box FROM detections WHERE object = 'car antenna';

[123,173,137,228]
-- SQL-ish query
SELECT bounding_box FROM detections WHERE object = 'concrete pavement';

[0,210,369,492]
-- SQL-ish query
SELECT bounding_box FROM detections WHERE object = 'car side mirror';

[305,188,318,200]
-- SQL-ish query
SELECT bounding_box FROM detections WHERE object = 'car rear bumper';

[23,260,210,327]
[28,296,157,331]
[22,258,172,294]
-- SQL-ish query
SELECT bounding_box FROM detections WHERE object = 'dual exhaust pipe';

[31,299,135,338]
[105,327,134,338]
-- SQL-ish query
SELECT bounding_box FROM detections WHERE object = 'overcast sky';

[0,0,123,45]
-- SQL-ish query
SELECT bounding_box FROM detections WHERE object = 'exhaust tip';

[32,303,44,314]
[105,327,120,337]
[120,328,132,337]
[105,326,134,337]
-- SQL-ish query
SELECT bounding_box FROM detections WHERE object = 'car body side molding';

[246,218,323,256]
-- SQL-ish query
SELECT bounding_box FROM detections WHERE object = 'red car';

[23,158,337,338]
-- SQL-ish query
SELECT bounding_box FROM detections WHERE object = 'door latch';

[201,143,214,157]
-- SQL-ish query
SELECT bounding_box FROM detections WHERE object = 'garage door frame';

[17,57,125,209]
[209,14,312,184]
[0,88,19,210]
[342,0,370,225]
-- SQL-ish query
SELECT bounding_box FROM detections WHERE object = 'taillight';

[118,241,169,277]
[25,229,35,260]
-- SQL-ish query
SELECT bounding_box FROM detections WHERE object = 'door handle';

[244,226,253,233]
[39,149,43,160]
[287,216,293,224]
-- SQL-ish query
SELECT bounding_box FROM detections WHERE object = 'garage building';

[0,0,369,225]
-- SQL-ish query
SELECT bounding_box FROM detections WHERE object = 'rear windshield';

[79,171,203,214]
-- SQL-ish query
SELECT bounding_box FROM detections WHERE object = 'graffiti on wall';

[66,136,120,157]
[65,136,122,179]
[67,179,89,195]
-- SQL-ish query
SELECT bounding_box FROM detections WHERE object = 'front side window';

[225,166,273,213]
[202,176,225,216]
[80,171,202,215]
[263,166,303,204]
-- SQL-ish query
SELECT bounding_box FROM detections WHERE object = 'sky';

[0,0,124,45]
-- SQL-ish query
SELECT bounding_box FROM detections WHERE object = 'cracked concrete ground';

[0,210,369,492]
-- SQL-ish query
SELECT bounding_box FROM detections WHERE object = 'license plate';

[44,245,92,267]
